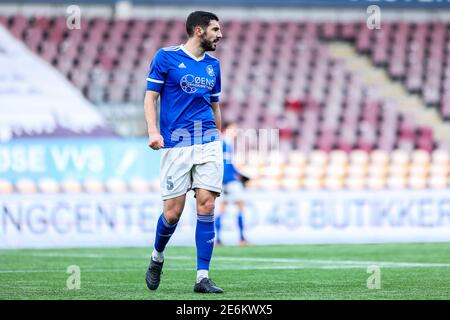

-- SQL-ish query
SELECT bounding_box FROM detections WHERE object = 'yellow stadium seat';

[347,163,367,178]
[150,179,161,192]
[309,150,328,166]
[281,178,302,190]
[84,178,105,193]
[283,164,305,178]
[247,151,266,167]
[261,163,283,178]
[366,176,386,190]
[259,177,281,190]
[246,177,261,190]
[267,152,286,165]
[129,177,151,193]
[288,150,307,165]
[61,179,82,193]
[305,164,326,178]
[345,177,365,190]
[105,178,127,193]
[0,179,13,193]
[409,164,429,178]
[411,150,430,165]
[350,150,369,165]
[367,164,388,178]
[15,178,37,193]
[408,176,427,189]
[326,163,346,178]
[38,178,60,193]
[324,176,344,190]
[428,176,448,189]
[239,164,261,179]
[303,177,323,190]
[391,149,410,166]
[388,164,409,177]
[387,176,407,189]
[429,164,448,178]
[431,149,449,165]
[370,149,389,166]
[329,150,348,165]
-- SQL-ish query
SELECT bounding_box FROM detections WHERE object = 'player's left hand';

[148,133,164,150]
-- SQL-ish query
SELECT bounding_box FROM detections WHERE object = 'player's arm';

[145,49,167,150]
[210,62,222,131]
[211,101,221,131]
[144,90,164,150]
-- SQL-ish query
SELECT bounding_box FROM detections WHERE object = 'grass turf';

[0,243,449,300]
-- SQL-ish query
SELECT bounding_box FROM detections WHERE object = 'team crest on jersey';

[206,65,215,77]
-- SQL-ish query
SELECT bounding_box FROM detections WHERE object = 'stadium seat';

[431,149,449,165]
[371,150,389,166]
[347,163,367,179]
[387,175,407,189]
[345,177,365,190]
[305,163,326,179]
[61,179,83,193]
[259,177,281,190]
[15,178,37,193]
[411,149,430,165]
[281,177,303,190]
[324,176,344,190]
[261,163,284,179]
[303,177,323,190]
[105,178,128,193]
[3,14,449,192]
[0,180,14,193]
[37,178,60,193]
[309,150,328,166]
[329,150,348,165]
[366,176,386,190]
[350,150,369,166]
[391,150,410,166]
[428,176,448,189]
[83,178,105,193]
[129,177,151,193]
[288,151,307,165]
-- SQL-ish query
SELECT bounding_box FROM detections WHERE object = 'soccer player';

[215,122,249,246]
[144,11,224,294]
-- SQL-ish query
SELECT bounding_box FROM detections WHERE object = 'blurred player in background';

[215,122,249,246]
[144,11,224,294]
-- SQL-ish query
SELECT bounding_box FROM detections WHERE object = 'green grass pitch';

[0,243,449,300]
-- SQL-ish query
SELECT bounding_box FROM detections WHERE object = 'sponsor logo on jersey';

[180,74,215,94]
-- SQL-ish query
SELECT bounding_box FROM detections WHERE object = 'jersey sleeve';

[210,63,221,103]
[146,49,168,92]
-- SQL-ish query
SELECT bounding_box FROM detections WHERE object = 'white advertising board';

[1,190,449,248]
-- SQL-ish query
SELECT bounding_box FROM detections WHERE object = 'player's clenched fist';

[148,133,164,150]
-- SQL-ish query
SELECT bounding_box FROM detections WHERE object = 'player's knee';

[164,208,182,224]
[198,198,215,214]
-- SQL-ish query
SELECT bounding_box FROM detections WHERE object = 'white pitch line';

[0,265,408,274]
[8,252,450,268]
[1,254,450,271]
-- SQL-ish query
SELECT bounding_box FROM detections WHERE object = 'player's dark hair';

[186,11,219,37]
[221,121,234,132]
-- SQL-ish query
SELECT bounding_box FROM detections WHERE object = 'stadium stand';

[0,22,114,139]
[0,12,449,191]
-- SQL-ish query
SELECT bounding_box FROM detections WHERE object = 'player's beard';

[200,33,217,51]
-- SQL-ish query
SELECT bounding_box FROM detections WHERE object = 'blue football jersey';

[223,139,240,184]
[146,45,221,148]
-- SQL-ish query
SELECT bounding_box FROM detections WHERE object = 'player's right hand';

[148,133,164,150]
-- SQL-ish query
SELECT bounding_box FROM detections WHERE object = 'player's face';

[200,20,222,51]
